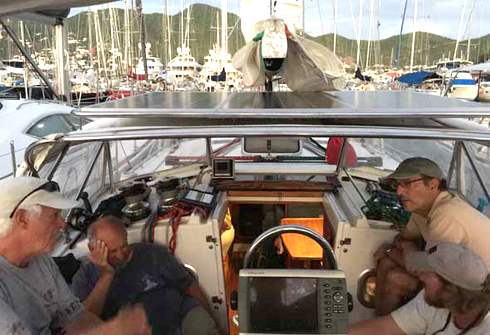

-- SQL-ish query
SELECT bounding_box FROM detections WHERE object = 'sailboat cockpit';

[17,90,490,334]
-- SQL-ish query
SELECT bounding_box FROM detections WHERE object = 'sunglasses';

[9,181,61,218]
[393,177,426,189]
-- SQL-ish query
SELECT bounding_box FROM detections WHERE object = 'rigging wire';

[316,0,326,46]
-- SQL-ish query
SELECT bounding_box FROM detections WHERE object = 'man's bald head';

[88,215,127,243]
[88,216,132,268]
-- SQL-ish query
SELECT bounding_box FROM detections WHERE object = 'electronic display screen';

[249,277,318,333]
[213,159,234,178]
[216,161,230,173]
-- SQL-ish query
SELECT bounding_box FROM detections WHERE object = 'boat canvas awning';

[398,71,440,85]
[456,62,490,73]
[77,91,490,123]
[0,0,114,23]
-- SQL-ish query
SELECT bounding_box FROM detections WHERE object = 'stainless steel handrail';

[243,224,338,270]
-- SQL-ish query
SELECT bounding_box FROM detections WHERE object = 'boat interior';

[19,91,490,334]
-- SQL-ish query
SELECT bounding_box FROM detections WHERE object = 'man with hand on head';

[71,215,221,335]
[350,242,490,335]
[373,157,490,315]
[0,176,150,335]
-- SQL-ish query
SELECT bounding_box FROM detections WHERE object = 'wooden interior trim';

[226,191,324,198]
[217,180,337,192]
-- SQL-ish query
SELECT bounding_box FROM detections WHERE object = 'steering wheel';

[243,225,338,270]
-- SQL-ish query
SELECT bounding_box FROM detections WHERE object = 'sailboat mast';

[124,0,129,73]
[333,0,338,54]
[181,0,184,48]
[221,0,228,55]
[136,0,149,81]
[394,0,408,68]
[366,0,374,70]
[356,0,364,67]
[19,21,29,99]
[302,0,305,36]
[109,5,116,77]
[410,0,418,72]
[165,0,172,62]
[454,0,467,60]
[466,0,477,61]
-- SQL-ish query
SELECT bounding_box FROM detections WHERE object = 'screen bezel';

[212,158,235,178]
[238,269,345,335]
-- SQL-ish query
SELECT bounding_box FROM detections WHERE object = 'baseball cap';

[408,243,490,291]
[384,157,444,181]
[0,177,80,219]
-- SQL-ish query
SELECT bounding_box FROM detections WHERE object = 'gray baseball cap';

[384,157,444,180]
[408,243,490,291]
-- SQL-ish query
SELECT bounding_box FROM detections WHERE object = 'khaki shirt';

[405,191,490,265]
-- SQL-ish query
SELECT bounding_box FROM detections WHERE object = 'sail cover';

[0,0,114,17]
[233,17,345,91]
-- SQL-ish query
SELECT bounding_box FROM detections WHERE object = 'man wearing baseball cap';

[372,157,490,315]
[350,242,490,335]
[0,176,150,335]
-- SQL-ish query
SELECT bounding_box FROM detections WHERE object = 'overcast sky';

[82,0,489,40]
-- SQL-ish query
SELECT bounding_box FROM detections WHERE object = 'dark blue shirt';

[71,243,198,335]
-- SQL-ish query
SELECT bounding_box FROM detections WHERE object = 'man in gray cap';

[372,157,490,315]
[350,242,490,335]
[0,176,150,335]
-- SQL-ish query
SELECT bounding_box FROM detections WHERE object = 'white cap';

[0,177,80,218]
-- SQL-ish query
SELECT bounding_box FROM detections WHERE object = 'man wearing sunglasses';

[0,177,150,335]
[350,243,490,335]
[372,157,490,316]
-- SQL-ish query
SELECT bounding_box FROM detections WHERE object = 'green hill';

[1,3,490,69]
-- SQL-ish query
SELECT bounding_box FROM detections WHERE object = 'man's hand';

[373,243,392,266]
[89,240,114,276]
[396,239,422,274]
[395,239,419,254]
[114,304,151,335]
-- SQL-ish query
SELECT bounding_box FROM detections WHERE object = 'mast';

[302,0,305,36]
[185,2,191,50]
[19,21,29,99]
[356,0,363,67]
[124,0,129,75]
[375,0,381,67]
[162,0,167,64]
[109,5,116,77]
[221,0,228,55]
[181,0,184,48]
[466,0,477,62]
[136,0,148,81]
[454,0,467,60]
[165,0,172,63]
[333,0,338,54]
[410,0,418,72]
[366,0,374,70]
[394,0,408,68]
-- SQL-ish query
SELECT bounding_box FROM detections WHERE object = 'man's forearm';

[71,317,122,335]
[82,273,114,316]
[65,310,102,335]
[349,315,406,335]
[66,307,150,335]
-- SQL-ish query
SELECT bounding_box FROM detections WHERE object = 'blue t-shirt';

[71,243,198,335]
